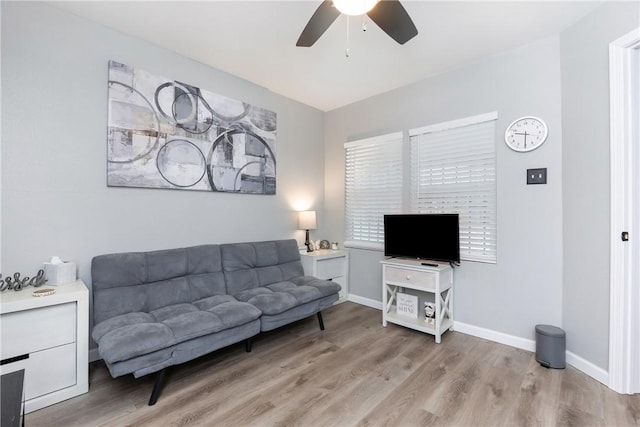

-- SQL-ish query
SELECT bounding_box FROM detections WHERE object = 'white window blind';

[344,133,403,248]
[409,113,497,263]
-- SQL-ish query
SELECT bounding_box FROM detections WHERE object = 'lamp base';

[305,229,313,252]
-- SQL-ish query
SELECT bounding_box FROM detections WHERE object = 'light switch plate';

[527,168,547,185]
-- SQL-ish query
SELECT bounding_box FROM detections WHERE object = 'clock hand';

[513,132,530,147]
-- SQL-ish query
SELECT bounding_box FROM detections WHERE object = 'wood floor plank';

[25,302,639,427]
[506,356,563,427]
[447,344,531,427]
[557,365,607,426]
[358,329,470,426]
[424,339,500,426]
[294,330,429,426]
[204,326,405,426]
[602,383,640,427]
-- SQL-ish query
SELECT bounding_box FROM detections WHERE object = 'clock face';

[504,116,548,152]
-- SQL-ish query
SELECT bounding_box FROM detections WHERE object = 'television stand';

[381,258,453,343]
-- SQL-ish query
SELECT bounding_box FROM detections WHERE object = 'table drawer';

[1,302,76,359]
[385,266,436,288]
[316,257,345,280]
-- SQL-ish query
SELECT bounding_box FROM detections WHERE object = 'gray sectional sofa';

[91,239,341,405]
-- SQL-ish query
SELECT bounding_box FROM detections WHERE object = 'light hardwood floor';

[28,302,640,426]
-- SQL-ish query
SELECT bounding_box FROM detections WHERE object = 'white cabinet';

[0,280,89,413]
[300,250,349,302]
[381,259,453,343]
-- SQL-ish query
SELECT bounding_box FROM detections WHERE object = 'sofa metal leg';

[148,368,167,406]
[245,338,253,353]
[317,311,325,331]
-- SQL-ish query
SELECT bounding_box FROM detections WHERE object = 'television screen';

[384,214,460,263]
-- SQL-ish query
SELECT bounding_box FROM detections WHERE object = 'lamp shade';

[298,210,317,230]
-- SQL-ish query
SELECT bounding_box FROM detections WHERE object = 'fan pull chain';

[345,15,350,57]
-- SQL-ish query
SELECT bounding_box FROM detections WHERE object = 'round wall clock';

[504,116,548,152]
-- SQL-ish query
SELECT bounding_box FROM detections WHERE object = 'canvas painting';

[107,60,277,194]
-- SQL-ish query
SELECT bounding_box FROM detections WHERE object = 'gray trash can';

[535,324,566,369]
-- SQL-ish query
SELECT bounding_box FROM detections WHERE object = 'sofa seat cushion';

[150,303,198,322]
[160,310,225,342]
[92,311,155,342]
[267,282,322,304]
[93,299,261,364]
[234,288,297,315]
[233,281,324,316]
[291,276,342,297]
[96,321,174,364]
[203,300,262,328]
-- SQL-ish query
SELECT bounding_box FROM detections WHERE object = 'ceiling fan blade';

[367,0,418,45]
[296,1,341,47]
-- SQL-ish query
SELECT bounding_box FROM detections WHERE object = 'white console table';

[381,259,453,343]
[0,280,89,413]
[300,249,349,302]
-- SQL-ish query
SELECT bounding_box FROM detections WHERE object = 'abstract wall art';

[107,60,277,194]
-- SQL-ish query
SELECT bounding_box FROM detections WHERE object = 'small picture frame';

[396,292,418,319]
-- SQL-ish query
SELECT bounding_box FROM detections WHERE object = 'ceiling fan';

[296,0,418,48]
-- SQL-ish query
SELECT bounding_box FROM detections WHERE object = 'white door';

[609,28,640,395]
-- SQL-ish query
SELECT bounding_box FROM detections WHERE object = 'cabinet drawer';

[0,343,77,401]
[1,302,76,359]
[27,343,76,400]
[316,257,345,280]
[385,267,436,288]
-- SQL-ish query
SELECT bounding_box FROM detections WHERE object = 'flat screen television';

[384,213,460,263]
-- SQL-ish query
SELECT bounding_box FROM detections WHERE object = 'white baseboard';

[566,350,609,386]
[453,321,536,352]
[347,294,382,310]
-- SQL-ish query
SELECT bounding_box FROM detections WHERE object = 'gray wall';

[325,36,564,341]
[560,1,639,370]
[1,2,325,343]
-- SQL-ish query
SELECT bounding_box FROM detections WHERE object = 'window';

[409,112,497,263]
[344,132,403,249]
[343,113,497,263]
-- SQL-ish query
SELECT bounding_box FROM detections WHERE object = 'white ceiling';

[49,0,604,111]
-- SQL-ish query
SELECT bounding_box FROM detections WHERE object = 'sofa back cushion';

[221,239,304,295]
[92,245,225,324]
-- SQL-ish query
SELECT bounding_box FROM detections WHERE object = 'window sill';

[343,241,384,251]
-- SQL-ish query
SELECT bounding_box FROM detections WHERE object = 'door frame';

[609,28,640,395]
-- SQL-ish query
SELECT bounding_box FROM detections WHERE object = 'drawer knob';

[406,275,411,280]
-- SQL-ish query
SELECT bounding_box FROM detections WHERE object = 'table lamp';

[298,210,317,252]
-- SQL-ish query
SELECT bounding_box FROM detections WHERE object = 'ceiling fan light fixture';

[333,0,379,16]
